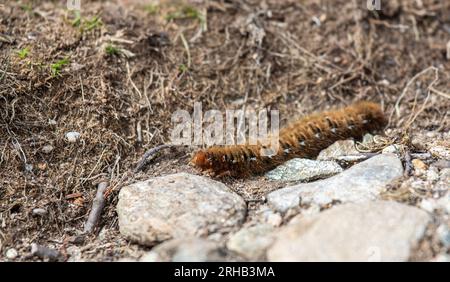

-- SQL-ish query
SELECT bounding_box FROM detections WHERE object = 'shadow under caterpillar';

[191,101,387,178]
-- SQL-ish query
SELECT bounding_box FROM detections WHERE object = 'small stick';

[83,181,109,234]
[404,150,413,177]
[134,144,173,173]
[410,152,431,160]
[31,243,63,262]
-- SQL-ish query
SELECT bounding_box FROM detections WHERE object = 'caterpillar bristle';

[191,101,386,178]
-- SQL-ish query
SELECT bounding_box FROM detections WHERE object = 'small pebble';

[447,40,450,60]
[362,133,374,144]
[42,145,54,154]
[66,132,81,143]
[25,164,33,172]
[32,208,48,216]
[382,144,403,155]
[412,159,427,171]
[6,248,18,259]
[37,163,47,170]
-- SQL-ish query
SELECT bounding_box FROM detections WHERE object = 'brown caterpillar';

[190,101,387,178]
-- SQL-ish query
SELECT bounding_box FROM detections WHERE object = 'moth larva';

[191,101,387,177]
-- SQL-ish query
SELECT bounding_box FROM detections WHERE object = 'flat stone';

[226,224,275,260]
[140,238,225,262]
[267,154,403,212]
[317,140,362,161]
[117,173,246,245]
[382,144,405,155]
[266,158,342,182]
[267,201,431,262]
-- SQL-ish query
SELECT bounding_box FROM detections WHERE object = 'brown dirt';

[0,0,449,261]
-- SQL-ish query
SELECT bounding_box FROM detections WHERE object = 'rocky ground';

[1,0,449,261]
[115,132,450,262]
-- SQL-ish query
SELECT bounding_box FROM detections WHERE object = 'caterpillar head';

[190,150,213,170]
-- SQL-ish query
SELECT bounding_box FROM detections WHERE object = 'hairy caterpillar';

[190,101,387,177]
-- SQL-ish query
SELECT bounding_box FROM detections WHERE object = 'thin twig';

[429,86,450,99]
[392,66,437,120]
[134,144,173,173]
[179,32,191,68]
[83,181,109,234]
[404,150,413,177]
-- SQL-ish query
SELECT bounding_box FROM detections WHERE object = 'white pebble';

[42,145,54,154]
[425,131,437,138]
[6,248,18,259]
[66,132,81,143]
[362,133,374,144]
[25,164,33,172]
[32,208,48,216]
[382,144,402,154]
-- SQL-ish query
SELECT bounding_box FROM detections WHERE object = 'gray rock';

[267,154,403,212]
[382,144,404,155]
[32,208,48,217]
[117,173,246,245]
[65,131,80,143]
[317,140,364,162]
[267,201,431,262]
[226,224,275,260]
[266,158,342,182]
[42,145,54,154]
[140,238,225,262]
[256,206,282,227]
